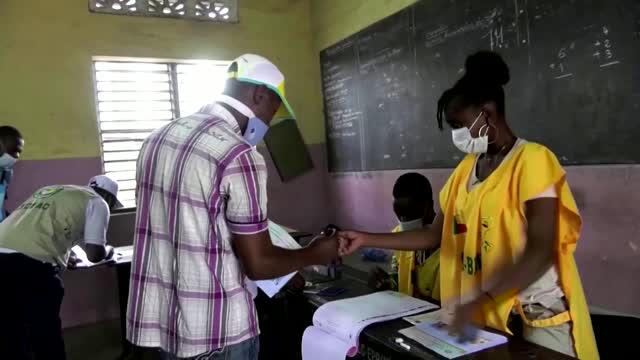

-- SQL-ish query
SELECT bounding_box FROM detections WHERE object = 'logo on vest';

[482,240,493,253]
[461,252,482,275]
[453,218,467,235]
[33,186,64,199]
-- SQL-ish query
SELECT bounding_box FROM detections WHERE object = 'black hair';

[91,186,117,210]
[436,51,510,129]
[0,126,22,141]
[393,172,433,204]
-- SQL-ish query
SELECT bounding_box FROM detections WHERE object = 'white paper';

[70,245,117,268]
[302,326,353,360]
[301,291,439,360]
[116,245,134,263]
[399,320,508,359]
[404,309,452,325]
[247,221,301,298]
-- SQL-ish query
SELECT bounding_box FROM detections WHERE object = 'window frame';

[91,56,230,209]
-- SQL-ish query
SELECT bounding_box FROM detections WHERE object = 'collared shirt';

[126,99,269,358]
[0,186,109,266]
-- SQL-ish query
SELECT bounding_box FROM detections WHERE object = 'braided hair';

[436,51,510,129]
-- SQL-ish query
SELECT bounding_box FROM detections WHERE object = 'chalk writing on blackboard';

[321,0,640,172]
[424,8,502,49]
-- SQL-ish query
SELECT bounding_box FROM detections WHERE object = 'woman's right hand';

[337,230,369,256]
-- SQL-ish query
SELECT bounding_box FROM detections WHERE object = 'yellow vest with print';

[439,142,598,360]
[392,226,441,301]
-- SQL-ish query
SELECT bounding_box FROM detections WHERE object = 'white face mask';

[451,111,490,154]
[0,153,17,169]
[399,218,424,231]
[216,95,269,146]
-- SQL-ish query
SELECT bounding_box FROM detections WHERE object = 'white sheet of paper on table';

[301,291,439,360]
[246,221,301,298]
[399,319,508,359]
[70,245,117,268]
[117,245,134,263]
[403,309,452,325]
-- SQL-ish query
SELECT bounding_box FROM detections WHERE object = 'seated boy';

[371,172,440,301]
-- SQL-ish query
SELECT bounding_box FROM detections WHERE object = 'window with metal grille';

[93,59,230,208]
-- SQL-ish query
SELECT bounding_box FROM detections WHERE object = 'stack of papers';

[301,291,438,360]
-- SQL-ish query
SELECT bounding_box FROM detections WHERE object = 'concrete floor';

[64,320,122,360]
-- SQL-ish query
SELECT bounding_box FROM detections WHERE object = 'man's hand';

[337,231,368,256]
[67,250,80,269]
[235,230,339,281]
[285,273,306,293]
[307,235,339,264]
[104,245,115,260]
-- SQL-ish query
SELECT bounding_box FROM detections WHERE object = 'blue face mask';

[0,153,17,170]
[243,117,269,146]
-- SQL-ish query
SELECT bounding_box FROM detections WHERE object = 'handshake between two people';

[307,226,369,262]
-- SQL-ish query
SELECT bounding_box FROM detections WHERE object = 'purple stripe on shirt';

[222,163,268,177]
[134,227,170,240]
[160,137,221,163]
[206,143,251,349]
[129,273,246,299]
[227,221,269,234]
[130,228,234,253]
[165,118,224,352]
[225,152,261,337]
[127,320,255,345]
[229,152,261,335]
[237,153,262,223]
[136,181,208,208]
[128,122,178,344]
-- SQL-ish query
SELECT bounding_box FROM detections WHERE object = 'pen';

[394,337,411,351]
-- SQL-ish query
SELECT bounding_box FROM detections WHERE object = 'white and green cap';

[227,54,295,121]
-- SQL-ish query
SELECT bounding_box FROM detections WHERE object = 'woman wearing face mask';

[338,51,598,359]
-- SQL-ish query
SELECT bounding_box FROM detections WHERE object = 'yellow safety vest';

[439,142,598,360]
[393,226,441,301]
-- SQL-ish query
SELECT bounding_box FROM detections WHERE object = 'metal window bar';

[93,59,230,208]
[94,61,173,208]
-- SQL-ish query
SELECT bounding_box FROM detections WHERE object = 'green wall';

[310,0,418,53]
[0,0,422,161]
[0,0,325,160]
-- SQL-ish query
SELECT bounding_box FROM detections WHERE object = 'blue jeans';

[160,337,259,360]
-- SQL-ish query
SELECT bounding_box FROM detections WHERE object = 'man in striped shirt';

[126,54,339,360]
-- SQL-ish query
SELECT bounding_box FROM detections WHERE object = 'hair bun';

[464,51,510,86]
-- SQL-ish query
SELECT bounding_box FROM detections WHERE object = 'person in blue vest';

[0,126,24,222]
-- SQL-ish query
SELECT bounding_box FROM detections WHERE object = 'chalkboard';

[321,0,640,172]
